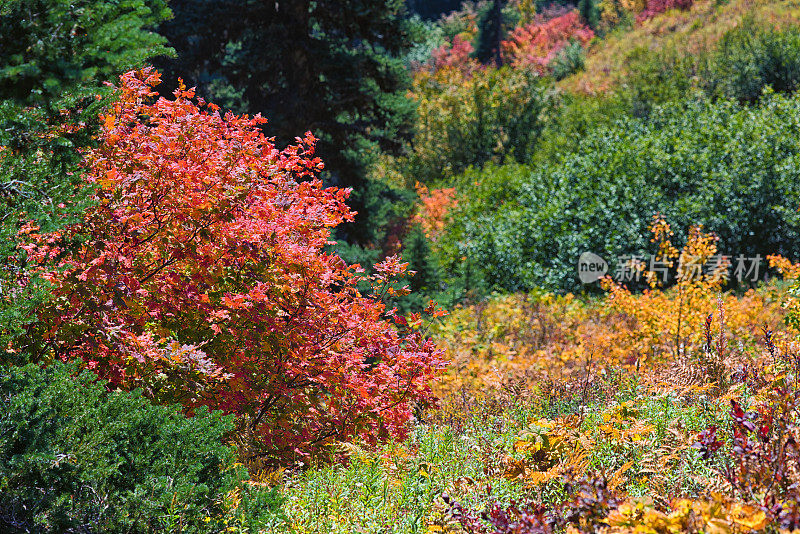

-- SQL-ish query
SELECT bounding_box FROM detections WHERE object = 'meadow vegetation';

[269,225,800,533]
[5,0,800,532]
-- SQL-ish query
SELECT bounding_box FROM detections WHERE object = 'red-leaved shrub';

[430,34,478,73]
[22,68,446,460]
[501,12,594,73]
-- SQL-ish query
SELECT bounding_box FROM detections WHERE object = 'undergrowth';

[247,222,800,533]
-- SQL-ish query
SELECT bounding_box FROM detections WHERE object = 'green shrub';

[0,362,240,533]
[439,93,800,293]
[617,19,800,110]
[408,65,559,183]
[703,18,800,103]
[551,40,588,81]
[618,44,695,118]
[395,224,445,312]
[531,91,629,167]
[224,483,289,533]
[578,0,601,32]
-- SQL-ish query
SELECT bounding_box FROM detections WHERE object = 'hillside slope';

[560,0,800,94]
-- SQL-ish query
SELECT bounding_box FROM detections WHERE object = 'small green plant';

[551,41,588,81]
[0,362,241,533]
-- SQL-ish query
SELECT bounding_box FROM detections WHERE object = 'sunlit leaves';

[22,68,446,461]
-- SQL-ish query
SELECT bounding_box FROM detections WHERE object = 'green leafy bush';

[551,40,588,81]
[703,18,800,103]
[0,362,240,533]
[439,93,800,292]
[408,65,559,183]
[618,44,695,118]
[616,19,800,111]
[224,484,289,533]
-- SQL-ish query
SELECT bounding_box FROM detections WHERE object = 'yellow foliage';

[599,0,647,32]
[434,257,787,404]
[503,415,595,487]
[432,218,792,447]
[514,0,538,25]
[606,495,770,533]
[598,402,655,443]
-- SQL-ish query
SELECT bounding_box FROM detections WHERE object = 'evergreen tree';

[473,0,506,65]
[397,224,442,311]
[407,0,462,20]
[156,1,417,255]
[578,0,601,32]
[0,0,171,105]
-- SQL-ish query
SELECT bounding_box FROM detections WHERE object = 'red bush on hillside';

[22,68,447,460]
[501,12,594,73]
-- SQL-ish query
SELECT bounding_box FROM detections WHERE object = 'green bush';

[617,19,800,111]
[703,18,800,103]
[0,362,243,533]
[394,224,446,312]
[551,40,588,81]
[618,44,695,118]
[225,483,289,533]
[531,91,629,167]
[408,65,559,183]
[438,93,800,293]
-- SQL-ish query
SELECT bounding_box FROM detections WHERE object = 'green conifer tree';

[473,0,506,65]
[156,1,417,255]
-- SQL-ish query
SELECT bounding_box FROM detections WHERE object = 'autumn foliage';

[501,12,594,73]
[433,218,790,403]
[431,222,800,534]
[412,183,457,241]
[429,34,478,73]
[635,0,695,22]
[21,69,446,460]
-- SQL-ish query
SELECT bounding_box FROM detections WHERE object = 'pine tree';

[156,0,417,254]
[407,0,462,20]
[579,0,601,32]
[473,0,506,65]
[0,0,171,106]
